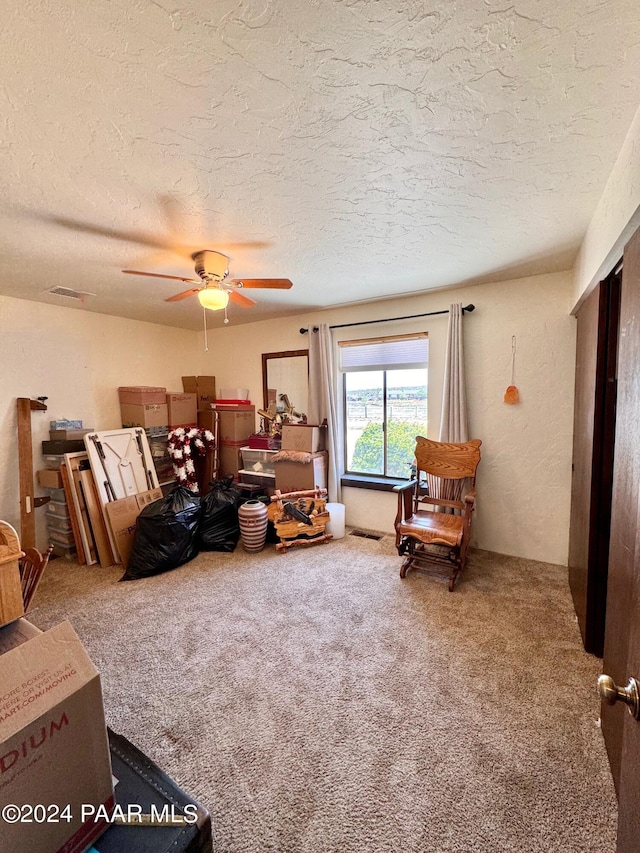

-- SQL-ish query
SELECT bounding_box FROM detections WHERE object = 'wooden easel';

[17,397,50,550]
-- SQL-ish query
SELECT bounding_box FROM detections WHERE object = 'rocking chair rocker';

[394,437,481,591]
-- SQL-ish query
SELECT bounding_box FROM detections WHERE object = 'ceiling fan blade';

[165,288,202,302]
[228,290,257,308]
[123,269,201,284]
[228,278,293,289]
[40,215,185,250]
[21,208,273,256]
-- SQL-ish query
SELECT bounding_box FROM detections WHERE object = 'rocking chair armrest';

[393,480,417,494]
[464,487,476,508]
[394,479,416,526]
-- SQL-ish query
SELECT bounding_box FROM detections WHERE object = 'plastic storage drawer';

[240,447,276,475]
[43,454,65,470]
[44,487,66,502]
[45,512,73,532]
[46,500,71,518]
[48,529,76,546]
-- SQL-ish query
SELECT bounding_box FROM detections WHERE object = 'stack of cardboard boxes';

[0,520,114,853]
[118,385,200,433]
[181,375,217,412]
[118,385,203,489]
[118,386,169,433]
[194,378,256,481]
[274,425,328,493]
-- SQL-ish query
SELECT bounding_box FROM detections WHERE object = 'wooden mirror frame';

[262,350,309,411]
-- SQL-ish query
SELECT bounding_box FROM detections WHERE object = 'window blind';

[339,333,428,372]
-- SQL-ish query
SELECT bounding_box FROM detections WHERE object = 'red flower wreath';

[167,427,216,493]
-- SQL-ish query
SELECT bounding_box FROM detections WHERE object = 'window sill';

[341,474,407,493]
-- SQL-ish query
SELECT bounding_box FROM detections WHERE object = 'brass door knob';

[597,674,640,720]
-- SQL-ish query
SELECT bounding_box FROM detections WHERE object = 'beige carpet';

[30,534,616,853]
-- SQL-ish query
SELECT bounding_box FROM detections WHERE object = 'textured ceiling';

[1,1,639,330]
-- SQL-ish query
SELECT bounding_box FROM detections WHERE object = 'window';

[340,333,428,480]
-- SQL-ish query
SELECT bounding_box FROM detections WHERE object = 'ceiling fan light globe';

[198,288,229,311]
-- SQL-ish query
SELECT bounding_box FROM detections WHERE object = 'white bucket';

[325,502,346,539]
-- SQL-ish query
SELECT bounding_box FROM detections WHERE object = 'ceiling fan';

[122,250,292,311]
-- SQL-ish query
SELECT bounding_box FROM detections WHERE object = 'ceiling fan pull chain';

[203,306,209,352]
[224,303,229,325]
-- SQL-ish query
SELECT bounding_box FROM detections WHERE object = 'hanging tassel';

[504,336,519,404]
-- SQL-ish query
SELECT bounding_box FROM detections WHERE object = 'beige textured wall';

[0,270,576,565]
[0,296,200,547]
[198,270,576,566]
[573,102,640,310]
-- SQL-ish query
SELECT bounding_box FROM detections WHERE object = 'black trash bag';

[198,477,241,552]
[122,485,201,581]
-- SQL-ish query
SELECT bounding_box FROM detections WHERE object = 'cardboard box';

[274,451,328,494]
[104,488,163,567]
[218,442,244,479]
[0,619,114,853]
[37,469,64,489]
[281,424,326,453]
[197,409,217,434]
[117,386,166,405]
[201,405,255,444]
[49,429,94,441]
[120,402,169,430]
[182,376,217,410]
[167,393,197,428]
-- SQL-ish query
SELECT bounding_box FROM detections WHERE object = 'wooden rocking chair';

[19,544,53,611]
[393,437,481,591]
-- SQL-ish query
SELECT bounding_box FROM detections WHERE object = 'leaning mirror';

[262,350,309,416]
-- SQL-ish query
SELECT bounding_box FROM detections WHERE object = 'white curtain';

[439,303,468,443]
[308,323,343,502]
[429,303,468,505]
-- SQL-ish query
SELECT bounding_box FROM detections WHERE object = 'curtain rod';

[299,303,475,334]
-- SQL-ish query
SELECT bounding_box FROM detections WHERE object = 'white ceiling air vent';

[45,286,96,300]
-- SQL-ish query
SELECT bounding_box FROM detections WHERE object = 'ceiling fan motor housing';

[193,250,229,282]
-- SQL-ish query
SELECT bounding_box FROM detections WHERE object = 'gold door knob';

[597,674,640,720]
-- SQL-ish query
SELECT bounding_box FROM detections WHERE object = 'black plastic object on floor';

[92,729,213,852]
[198,477,241,552]
[122,486,201,581]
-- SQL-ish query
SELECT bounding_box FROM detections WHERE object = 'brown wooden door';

[569,286,601,649]
[616,547,640,850]
[569,271,620,656]
[601,227,640,850]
